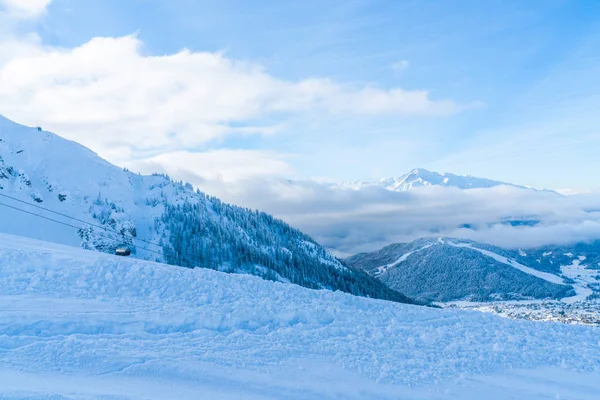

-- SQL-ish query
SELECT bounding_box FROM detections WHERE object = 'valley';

[347,236,600,325]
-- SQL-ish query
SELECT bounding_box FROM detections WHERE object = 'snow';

[431,240,600,306]
[543,251,553,257]
[446,241,566,285]
[343,167,534,193]
[0,116,164,251]
[445,241,597,303]
[1,115,350,287]
[374,243,433,276]
[560,259,597,304]
[1,233,599,399]
[518,249,527,257]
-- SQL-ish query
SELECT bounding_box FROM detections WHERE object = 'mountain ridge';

[0,114,414,304]
[344,237,591,303]
[341,167,556,193]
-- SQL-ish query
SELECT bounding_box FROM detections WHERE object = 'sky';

[2,0,600,254]
[1,0,600,193]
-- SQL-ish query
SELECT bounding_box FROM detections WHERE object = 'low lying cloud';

[154,169,600,256]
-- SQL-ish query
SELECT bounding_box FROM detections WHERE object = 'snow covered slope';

[342,167,532,192]
[0,233,599,400]
[0,115,409,303]
[345,237,577,302]
[510,241,600,275]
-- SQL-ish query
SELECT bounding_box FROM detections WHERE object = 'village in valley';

[454,300,600,326]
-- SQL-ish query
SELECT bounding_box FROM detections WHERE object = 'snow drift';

[0,233,599,399]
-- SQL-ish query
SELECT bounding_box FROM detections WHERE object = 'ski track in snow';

[375,243,434,276]
[560,259,595,304]
[0,233,599,399]
[446,241,566,285]
[445,241,599,303]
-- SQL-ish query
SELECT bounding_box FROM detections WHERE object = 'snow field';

[561,259,597,303]
[0,233,599,399]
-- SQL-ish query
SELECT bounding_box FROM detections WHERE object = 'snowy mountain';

[345,237,591,302]
[342,168,537,192]
[1,233,599,399]
[0,115,411,303]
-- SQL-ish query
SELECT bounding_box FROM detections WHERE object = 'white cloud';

[0,34,467,165]
[0,0,52,17]
[126,149,294,184]
[177,178,600,256]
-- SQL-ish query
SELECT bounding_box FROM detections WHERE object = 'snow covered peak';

[358,167,532,192]
[0,115,130,200]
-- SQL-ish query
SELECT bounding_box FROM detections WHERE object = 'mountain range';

[341,167,549,192]
[0,115,412,304]
[345,237,600,303]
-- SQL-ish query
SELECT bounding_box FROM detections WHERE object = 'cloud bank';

[154,169,600,256]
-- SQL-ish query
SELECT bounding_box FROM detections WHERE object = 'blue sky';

[2,0,600,190]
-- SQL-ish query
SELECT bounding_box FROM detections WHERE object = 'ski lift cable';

[0,192,163,249]
[0,200,165,258]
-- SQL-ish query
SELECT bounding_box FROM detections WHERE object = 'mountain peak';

[370,168,533,192]
[409,167,431,175]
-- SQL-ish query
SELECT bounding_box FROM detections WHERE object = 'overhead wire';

[0,192,202,267]
[0,200,165,258]
[0,192,163,249]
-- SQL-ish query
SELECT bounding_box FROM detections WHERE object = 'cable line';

[0,200,164,258]
[0,193,200,267]
[0,192,163,249]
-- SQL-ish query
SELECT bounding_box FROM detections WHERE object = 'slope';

[0,115,410,303]
[509,241,600,274]
[0,233,599,399]
[345,238,575,302]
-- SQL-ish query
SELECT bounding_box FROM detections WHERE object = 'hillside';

[510,241,600,274]
[345,237,577,302]
[0,233,599,399]
[0,115,410,303]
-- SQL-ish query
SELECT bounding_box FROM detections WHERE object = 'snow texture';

[0,233,599,399]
